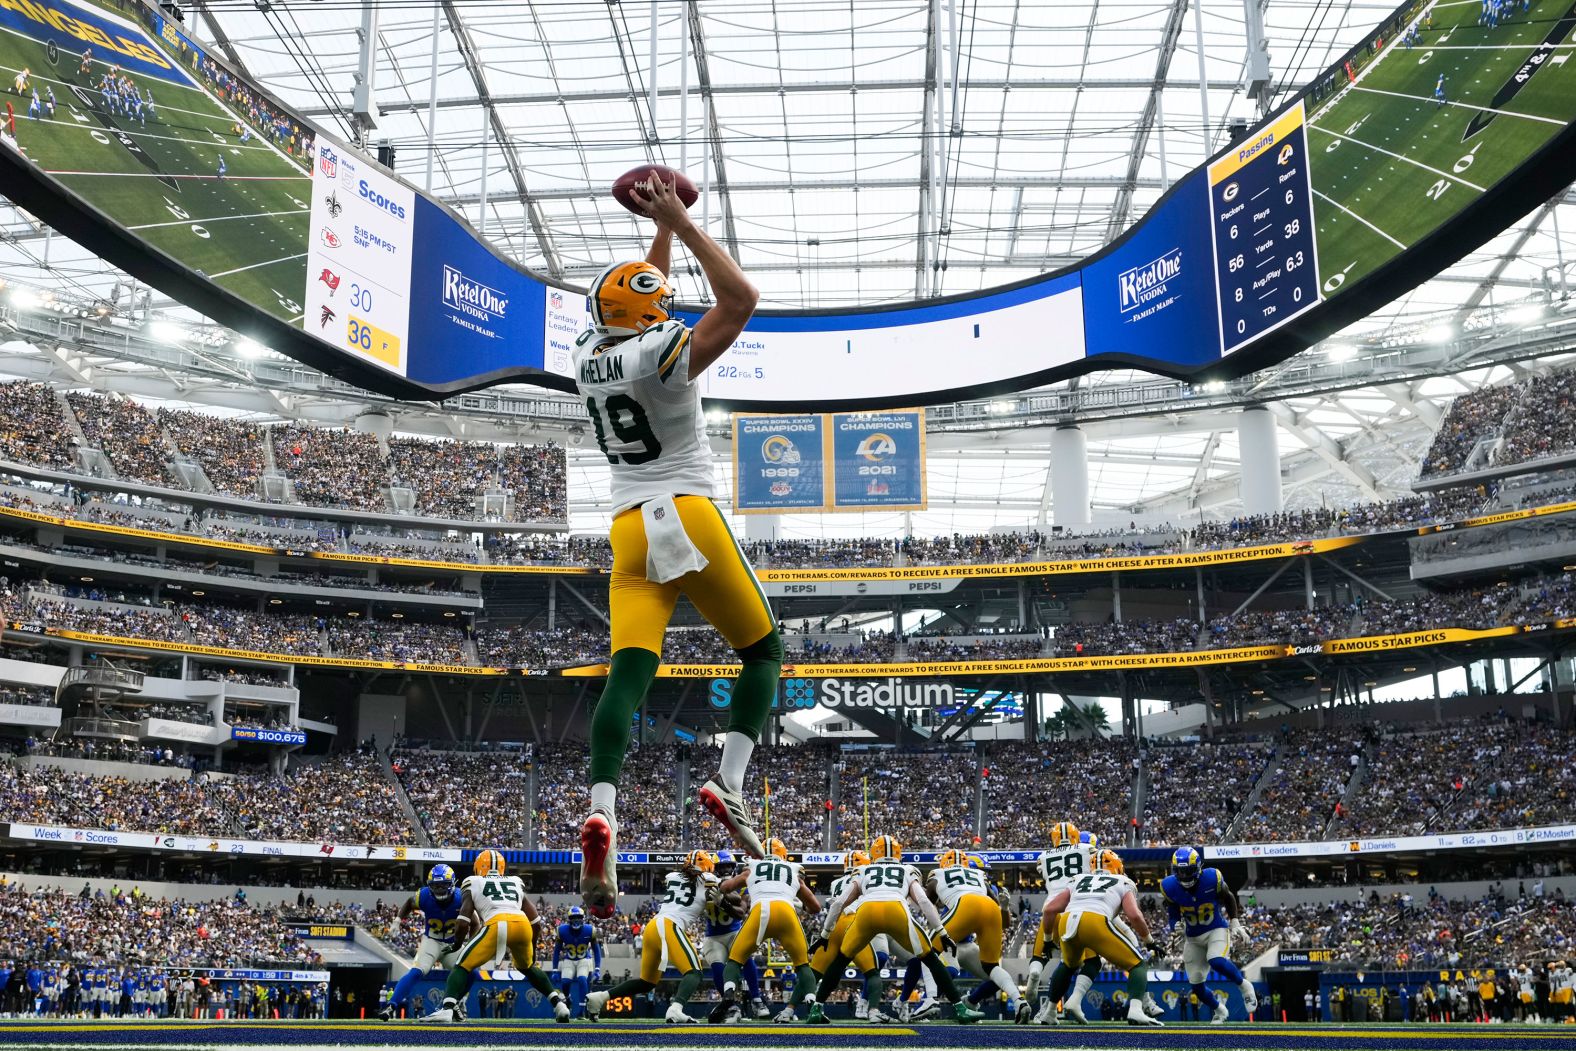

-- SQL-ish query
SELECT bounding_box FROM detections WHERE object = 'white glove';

[1230,918,1249,944]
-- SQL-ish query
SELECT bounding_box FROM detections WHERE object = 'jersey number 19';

[585,394,661,465]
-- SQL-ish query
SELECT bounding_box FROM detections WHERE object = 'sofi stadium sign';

[712,677,957,710]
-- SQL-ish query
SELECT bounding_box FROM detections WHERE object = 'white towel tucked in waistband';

[643,495,708,583]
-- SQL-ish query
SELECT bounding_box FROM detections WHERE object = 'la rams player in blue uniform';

[1161,848,1258,1023]
[381,864,469,1020]
[553,907,602,1018]
[700,851,770,1019]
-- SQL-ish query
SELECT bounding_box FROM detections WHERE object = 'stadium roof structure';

[0,0,1573,535]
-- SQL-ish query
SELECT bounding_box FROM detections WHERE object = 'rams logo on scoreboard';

[1278,143,1295,165]
[855,433,897,461]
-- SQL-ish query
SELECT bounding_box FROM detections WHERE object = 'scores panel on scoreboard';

[1208,101,1323,356]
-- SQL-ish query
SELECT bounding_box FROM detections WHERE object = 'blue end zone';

[0,0,199,87]
[3,1020,1576,1050]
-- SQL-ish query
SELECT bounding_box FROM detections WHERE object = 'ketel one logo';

[442,266,509,320]
[1118,247,1182,313]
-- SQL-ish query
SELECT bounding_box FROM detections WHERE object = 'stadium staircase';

[826,759,841,851]
[1222,742,1285,842]
[1320,741,1372,840]
[159,421,216,494]
[377,751,433,848]
[1128,758,1149,848]
[54,390,115,479]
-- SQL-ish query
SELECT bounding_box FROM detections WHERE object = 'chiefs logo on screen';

[855,433,897,461]
[320,228,341,249]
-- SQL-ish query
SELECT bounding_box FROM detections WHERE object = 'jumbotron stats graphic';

[0,0,1573,409]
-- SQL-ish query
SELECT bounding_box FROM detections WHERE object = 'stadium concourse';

[1,0,1576,1043]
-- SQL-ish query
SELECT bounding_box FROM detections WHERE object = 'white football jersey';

[744,857,802,905]
[1037,844,1094,896]
[572,320,716,517]
[856,861,921,903]
[928,864,992,912]
[826,872,865,913]
[463,874,530,925]
[1065,870,1137,921]
[656,869,713,926]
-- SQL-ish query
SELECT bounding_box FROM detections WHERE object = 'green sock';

[524,966,557,998]
[814,955,849,1002]
[1126,961,1149,1003]
[673,969,703,1006]
[790,964,816,1007]
[443,965,472,1002]
[864,970,883,1005]
[1045,962,1072,1004]
[727,630,782,740]
[922,952,961,1001]
[723,960,743,994]
[588,648,661,784]
[605,977,655,1000]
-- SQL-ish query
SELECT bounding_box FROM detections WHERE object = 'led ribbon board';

[1,0,1573,408]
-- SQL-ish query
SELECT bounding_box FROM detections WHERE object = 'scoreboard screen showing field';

[0,0,1573,409]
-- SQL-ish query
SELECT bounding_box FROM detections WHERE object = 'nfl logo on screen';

[318,147,337,179]
[550,291,564,309]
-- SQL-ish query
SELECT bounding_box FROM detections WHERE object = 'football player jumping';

[573,174,782,918]
[1160,847,1258,1023]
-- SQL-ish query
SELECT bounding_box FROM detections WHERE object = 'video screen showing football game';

[1303,0,1576,297]
[0,0,313,322]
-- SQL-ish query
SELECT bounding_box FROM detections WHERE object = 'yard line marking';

[1351,85,1568,127]
[1313,189,1409,250]
[16,115,282,153]
[1304,124,1488,191]
[45,172,307,183]
[129,209,309,231]
[207,254,307,279]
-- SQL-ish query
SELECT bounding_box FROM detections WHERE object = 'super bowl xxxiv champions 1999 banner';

[734,410,925,513]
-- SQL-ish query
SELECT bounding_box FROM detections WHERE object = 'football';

[612,164,699,215]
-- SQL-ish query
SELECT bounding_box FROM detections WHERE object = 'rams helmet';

[1079,830,1100,851]
[1171,846,1202,888]
[715,850,739,877]
[843,850,871,872]
[587,261,674,336]
[1049,822,1080,849]
[426,863,457,899]
[1093,849,1125,876]
[684,849,716,875]
[567,905,586,927]
[766,838,789,860]
[966,853,990,870]
[473,849,506,878]
[869,835,903,862]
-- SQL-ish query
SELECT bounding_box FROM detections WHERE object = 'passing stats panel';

[0,0,1573,408]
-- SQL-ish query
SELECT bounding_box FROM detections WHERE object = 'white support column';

[1238,405,1283,516]
[1050,425,1091,528]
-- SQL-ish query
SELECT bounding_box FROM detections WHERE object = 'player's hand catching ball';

[631,174,693,230]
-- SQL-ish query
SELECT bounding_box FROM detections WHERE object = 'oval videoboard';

[1,0,1573,410]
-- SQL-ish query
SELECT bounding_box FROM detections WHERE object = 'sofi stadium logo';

[1117,248,1182,312]
[714,677,956,710]
[443,266,509,321]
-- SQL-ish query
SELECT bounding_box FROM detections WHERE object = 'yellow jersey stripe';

[658,328,690,381]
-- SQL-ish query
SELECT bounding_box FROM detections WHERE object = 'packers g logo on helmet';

[684,849,716,874]
[1093,849,1125,876]
[1049,822,1080,849]
[844,850,870,872]
[869,835,902,861]
[473,849,506,878]
[587,261,674,336]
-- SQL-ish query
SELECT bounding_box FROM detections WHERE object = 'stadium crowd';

[983,740,1137,847]
[1235,730,1367,843]
[67,394,172,488]
[1139,741,1270,847]
[1420,385,1523,478]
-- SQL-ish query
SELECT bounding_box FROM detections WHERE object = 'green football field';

[1306,0,1576,297]
[0,0,313,321]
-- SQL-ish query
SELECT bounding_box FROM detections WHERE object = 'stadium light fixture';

[149,320,184,344]
[235,339,265,359]
[989,399,1015,415]
[1425,323,1454,344]
[1325,344,1357,363]
[8,287,39,310]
